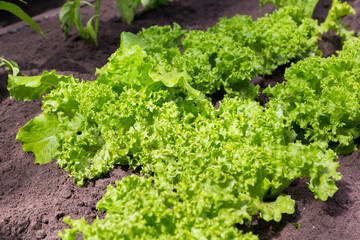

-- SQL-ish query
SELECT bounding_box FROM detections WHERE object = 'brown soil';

[1,0,360,239]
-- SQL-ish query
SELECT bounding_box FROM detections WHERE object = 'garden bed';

[1,0,360,239]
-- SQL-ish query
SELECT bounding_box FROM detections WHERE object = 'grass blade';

[0,1,46,38]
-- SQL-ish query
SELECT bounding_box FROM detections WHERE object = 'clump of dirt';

[1,1,360,239]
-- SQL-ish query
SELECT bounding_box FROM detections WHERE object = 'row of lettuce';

[6,1,359,239]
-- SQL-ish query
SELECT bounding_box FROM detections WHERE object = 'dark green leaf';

[0,1,46,37]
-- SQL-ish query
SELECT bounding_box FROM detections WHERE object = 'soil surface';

[1,0,360,239]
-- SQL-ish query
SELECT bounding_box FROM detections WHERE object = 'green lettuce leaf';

[7,70,76,101]
[137,23,185,49]
[318,0,356,41]
[260,0,320,18]
[257,194,295,222]
[16,113,61,164]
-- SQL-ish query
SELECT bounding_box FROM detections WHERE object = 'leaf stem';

[95,0,100,37]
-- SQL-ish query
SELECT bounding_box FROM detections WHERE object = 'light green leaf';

[318,0,356,41]
[7,70,62,101]
[257,194,295,222]
[149,66,204,101]
[60,0,98,44]
[0,57,21,76]
[78,15,98,46]
[260,0,320,18]
[115,0,141,24]
[16,113,61,164]
[72,0,82,30]
[120,32,146,52]
[59,1,74,39]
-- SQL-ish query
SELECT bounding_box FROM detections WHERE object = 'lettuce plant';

[318,0,355,41]
[260,0,355,41]
[9,6,326,185]
[9,5,341,188]
[8,5,348,239]
[207,7,319,75]
[265,37,360,154]
[58,97,340,239]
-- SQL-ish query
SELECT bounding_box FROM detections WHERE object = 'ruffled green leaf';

[257,194,295,222]
[265,37,360,153]
[260,0,320,18]
[318,0,356,41]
